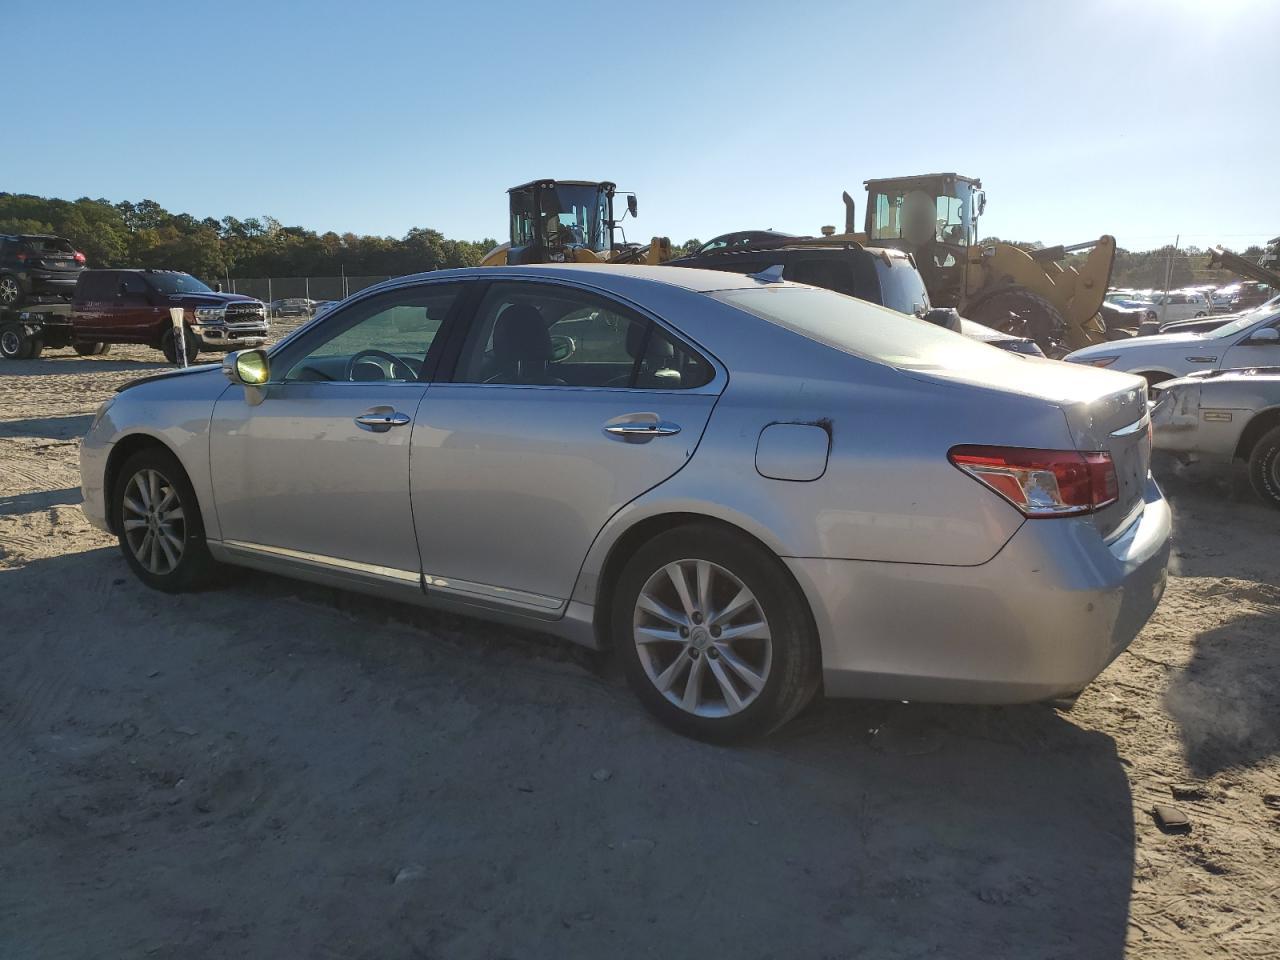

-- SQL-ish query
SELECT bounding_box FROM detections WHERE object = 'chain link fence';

[224,276,394,304]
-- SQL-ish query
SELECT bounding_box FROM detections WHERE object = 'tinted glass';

[786,257,857,296]
[284,284,460,382]
[119,274,149,297]
[20,237,74,255]
[714,285,1000,371]
[146,273,213,295]
[77,272,115,299]
[454,282,713,389]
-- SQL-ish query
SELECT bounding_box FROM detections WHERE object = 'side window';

[120,274,148,298]
[453,281,714,390]
[785,257,857,297]
[283,283,461,383]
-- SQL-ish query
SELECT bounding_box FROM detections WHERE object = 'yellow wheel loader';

[834,173,1120,355]
[479,179,671,267]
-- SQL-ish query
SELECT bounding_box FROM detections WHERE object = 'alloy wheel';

[632,559,772,718]
[122,468,186,576]
[0,277,18,304]
[1,329,20,356]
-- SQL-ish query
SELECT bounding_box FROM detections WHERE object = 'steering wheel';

[345,349,412,382]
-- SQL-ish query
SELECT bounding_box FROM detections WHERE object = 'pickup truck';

[0,268,268,362]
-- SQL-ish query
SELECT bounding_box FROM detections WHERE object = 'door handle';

[604,420,682,440]
[354,410,411,432]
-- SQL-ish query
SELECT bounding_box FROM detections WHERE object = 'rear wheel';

[1247,425,1280,510]
[612,524,821,742]
[74,342,109,356]
[0,324,35,360]
[161,327,201,365]
[967,289,1066,355]
[114,447,219,592]
[0,274,24,308]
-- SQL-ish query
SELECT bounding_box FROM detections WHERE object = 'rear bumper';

[21,272,79,297]
[787,475,1172,704]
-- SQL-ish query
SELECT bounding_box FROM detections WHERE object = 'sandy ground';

[1,338,1278,960]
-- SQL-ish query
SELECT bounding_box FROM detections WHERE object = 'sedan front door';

[409,279,723,613]
[1219,314,1280,370]
[208,282,464,590]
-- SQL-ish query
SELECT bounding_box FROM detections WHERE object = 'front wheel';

[967,289,1066,355]
[74,342,109,356]
[612,524,821,742]
[1248,425,1280,511]
[114,447,219,592]
[160,327,201,364]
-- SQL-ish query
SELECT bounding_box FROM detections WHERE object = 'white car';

[1066,305,1280,386]
[1148,290,1212,324]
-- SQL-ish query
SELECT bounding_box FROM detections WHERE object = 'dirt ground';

[2,339,1278,960]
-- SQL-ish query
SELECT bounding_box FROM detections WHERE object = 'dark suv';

[668,240,1044,355]
[0,234,86,307]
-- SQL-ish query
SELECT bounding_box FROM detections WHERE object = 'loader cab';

[507,179,622,266]
[864,173,985,308]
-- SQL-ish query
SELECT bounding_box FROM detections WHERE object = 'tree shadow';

[1,546,1137,960]
[0,414,93,440]
[1164,603,1280,777]
[0,356,173,377]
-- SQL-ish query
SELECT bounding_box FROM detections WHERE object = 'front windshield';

[1211,306,1280,339]
[145,272,212,295]
[869,179,976,249]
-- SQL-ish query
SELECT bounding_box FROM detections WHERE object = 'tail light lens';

[948,445,1118,517]
[74,251,86,264]
[15,251,29,262]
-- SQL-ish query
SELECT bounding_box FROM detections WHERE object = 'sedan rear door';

[409,279,724,613]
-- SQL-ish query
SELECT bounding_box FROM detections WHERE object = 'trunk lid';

[906,356,1151,538]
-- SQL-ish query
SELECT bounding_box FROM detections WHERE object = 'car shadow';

[0,485,83,517]
[1,546,1137,960]
[0,413,93,440]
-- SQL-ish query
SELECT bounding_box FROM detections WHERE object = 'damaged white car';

[1151,366,1280,509]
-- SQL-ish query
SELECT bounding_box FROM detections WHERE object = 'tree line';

[0,192,1264,291]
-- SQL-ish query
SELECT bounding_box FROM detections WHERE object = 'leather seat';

[488,303,564,385]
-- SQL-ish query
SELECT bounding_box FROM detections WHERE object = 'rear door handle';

[604,420,682,441]
[355,410,411,432]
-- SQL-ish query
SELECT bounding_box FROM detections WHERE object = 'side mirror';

[1248,327,1279,344]
[223,348,270,385]
[976,190,987,216]
[548,334,577,363]
[627,195,638,218]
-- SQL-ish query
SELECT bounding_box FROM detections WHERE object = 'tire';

[0,323,34,360]
[967,288,1066,355]
[0,274,24,309]
[1247,425,1280,511]
[113,446,219,592]
[160,327,201,365]
[612,523,821,742]
[74,342,107,356]
[1195,311,1207,318]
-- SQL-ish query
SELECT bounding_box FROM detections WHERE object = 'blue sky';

[5,0,1277,250]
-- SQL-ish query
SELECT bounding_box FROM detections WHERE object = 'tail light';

[14,251,29,262]
[74,251,86,264]
[949,445,1118,517]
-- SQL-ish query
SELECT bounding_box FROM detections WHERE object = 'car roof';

[390,263,779,294]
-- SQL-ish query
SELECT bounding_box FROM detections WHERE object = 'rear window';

[711,285,1004,371]
[20,237,74,255]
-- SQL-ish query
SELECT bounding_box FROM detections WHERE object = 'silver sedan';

[80,265,1172,740]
